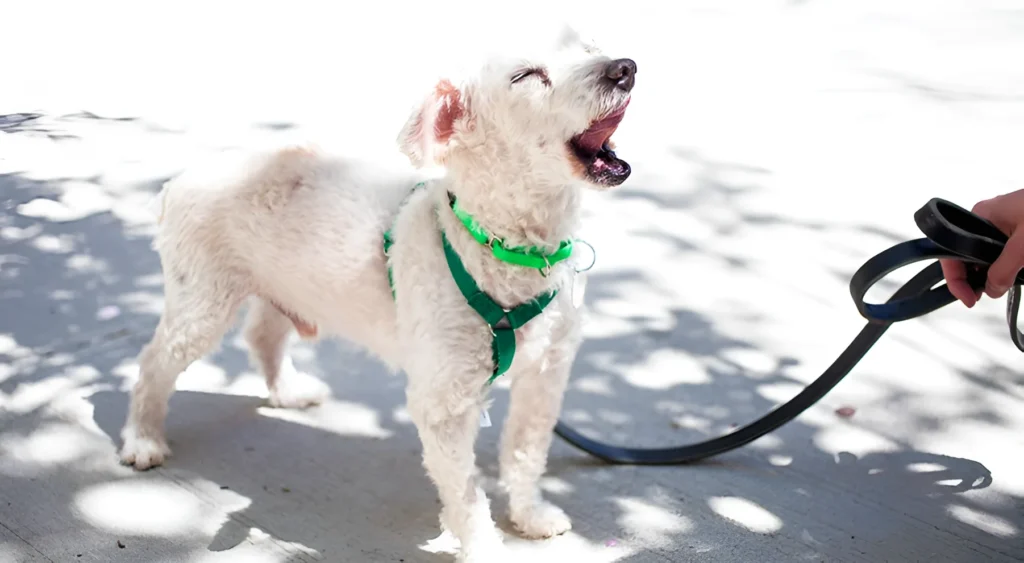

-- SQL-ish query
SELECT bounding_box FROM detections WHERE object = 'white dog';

[119,30,636,562]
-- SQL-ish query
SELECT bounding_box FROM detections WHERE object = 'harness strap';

[383,182,558,384]
[441,233,556,382]
[383,230,396,298]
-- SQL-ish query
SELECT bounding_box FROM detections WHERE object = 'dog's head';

[397,29,636,189]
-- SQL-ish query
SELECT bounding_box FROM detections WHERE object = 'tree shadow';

[860,69,1024,105]
[0,112,144,142]
[2,115,1022,563]
[87,388,449,563]
[543,265,1022,562]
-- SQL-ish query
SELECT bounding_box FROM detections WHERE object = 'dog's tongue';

[575,108,626,154]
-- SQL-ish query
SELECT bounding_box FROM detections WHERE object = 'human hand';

[940,189,1024,308]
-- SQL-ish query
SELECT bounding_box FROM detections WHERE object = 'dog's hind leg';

[243,298,330,408]
[119,273,245,470]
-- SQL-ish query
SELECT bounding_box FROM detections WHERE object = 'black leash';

[553,198,1024,465]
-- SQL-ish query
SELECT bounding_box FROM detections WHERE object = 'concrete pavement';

[2,1,1023,561]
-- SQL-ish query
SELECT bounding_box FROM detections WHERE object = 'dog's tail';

[147,180,171,226]
[141,180,171,256]
[145,172,195,257]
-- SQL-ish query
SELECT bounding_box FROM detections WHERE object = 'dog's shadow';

[89,388,453,562]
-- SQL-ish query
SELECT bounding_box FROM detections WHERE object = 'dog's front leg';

[407,374,506,562]
[499,318,580,540]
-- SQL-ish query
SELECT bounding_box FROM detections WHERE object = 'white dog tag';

[572,272,587,309]
[479,408,492,428]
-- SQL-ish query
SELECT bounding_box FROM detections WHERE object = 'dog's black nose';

[604,58,637,92]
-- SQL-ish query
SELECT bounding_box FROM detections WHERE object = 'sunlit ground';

[2,1,1023,562]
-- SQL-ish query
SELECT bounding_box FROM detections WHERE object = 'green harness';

[384,184,574,384]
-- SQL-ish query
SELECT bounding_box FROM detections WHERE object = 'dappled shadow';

[862,69,1024,105]
[0,112,144,142]
[618,146,907,246]
[0,172,163,352]
[534,145,1024,560]
[615,147,767,223]
[955,362,1024,402]
[87,389,448,563]
[2,107,1023,563]
[1,113,77,142]
[543,263,1022,561]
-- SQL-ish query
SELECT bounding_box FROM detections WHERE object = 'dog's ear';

[397,79,466,168]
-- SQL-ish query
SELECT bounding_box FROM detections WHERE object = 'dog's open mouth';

[569,101,630,186]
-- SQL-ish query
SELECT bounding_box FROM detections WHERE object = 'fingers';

[971,198,994,217]
[987,231,1024,298]
[972,197,1013,236]
[940,192,1024,303]
[940,258,979,308]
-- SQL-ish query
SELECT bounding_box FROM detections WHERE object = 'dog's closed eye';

[511,67,551,87]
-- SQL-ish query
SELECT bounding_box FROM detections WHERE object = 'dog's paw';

[119,430,171,470]
[268,371,330,409]
[510,501,572,539]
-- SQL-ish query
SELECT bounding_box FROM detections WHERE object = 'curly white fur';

[119,29,635,562]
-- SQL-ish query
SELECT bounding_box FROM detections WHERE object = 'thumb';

[986,230,1024,298]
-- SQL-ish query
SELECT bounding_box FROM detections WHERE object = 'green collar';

[449,193,573,273]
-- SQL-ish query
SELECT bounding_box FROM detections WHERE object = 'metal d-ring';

[573,239,597,273]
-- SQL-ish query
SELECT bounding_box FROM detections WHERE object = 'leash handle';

[851,197,1024,324]
[914,198,1007,262]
